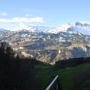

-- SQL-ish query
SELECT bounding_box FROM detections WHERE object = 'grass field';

[33,63,90,90]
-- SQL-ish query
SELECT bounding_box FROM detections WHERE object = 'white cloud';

[0,12,8,16]
[0,17,43,23]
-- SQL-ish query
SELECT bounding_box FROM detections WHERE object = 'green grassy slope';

[33,64,90,90]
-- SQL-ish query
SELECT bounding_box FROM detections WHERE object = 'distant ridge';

[0,28,10,32]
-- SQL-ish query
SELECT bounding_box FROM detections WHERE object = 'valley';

[1,22,90,63]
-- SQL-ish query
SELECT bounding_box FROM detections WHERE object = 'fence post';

[45,75,62,90]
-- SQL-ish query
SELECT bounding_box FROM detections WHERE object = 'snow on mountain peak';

[48,22,90,35]
[1,21,90,35]
[17,23,52,33]
[19,23,35,32]
[48,24,71,34]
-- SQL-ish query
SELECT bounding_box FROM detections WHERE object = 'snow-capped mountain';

[1,21,90,35]
[48,24,71,33]
[18,25,52,33]
[27,25,52,33]
[13,21,90,35]
[48,22,90,35]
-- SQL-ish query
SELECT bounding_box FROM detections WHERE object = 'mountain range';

[1,21,90,63]
[1,21,90,35]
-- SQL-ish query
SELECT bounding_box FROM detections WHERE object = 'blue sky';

[0,0,90,30]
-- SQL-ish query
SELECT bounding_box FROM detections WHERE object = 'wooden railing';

[45,75,62,90]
